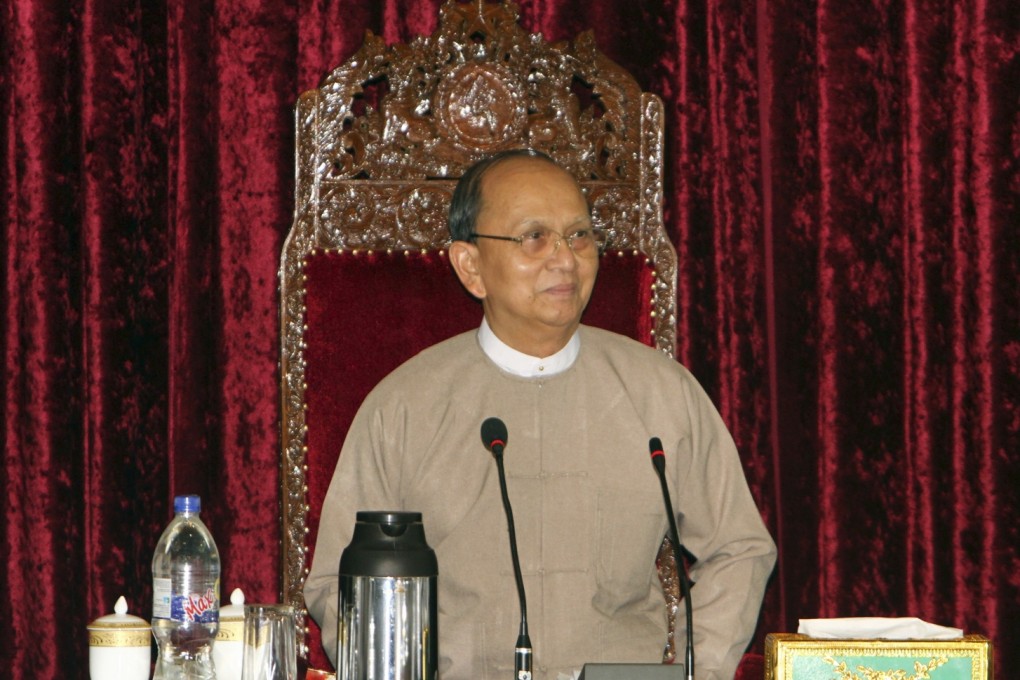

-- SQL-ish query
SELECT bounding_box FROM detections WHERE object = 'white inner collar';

[477,318,580,378]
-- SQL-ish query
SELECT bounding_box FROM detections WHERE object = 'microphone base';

[579,663,685,680]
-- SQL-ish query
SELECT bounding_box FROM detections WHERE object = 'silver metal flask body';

[337,511,438,680]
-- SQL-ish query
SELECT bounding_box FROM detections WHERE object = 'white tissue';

[798,617,963,640]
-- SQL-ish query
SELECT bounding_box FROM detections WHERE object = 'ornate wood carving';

[308,1,641,181]
[280,0,675,660]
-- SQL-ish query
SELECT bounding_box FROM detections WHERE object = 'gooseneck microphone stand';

[482,417,533,680]
[650,437,695,680]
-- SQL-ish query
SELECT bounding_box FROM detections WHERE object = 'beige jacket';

[305,326,776,680]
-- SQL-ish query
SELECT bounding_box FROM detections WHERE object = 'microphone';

[481,417,533,680]
[649,437,695,680]
[481,416,508,456]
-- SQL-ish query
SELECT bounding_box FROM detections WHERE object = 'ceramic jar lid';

[87,596,150,648]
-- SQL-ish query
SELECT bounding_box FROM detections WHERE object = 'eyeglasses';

[469,226,607,259]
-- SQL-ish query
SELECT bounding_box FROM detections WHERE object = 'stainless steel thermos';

[337,511,438,680]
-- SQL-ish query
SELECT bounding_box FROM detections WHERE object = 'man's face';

[452,157,598,356]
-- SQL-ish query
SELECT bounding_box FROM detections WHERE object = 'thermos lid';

[358,510,421,524]
[340,510,438,577]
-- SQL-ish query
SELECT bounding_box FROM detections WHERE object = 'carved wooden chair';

[279,0,680,671]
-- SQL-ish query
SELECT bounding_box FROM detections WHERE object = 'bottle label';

[171,587,219,623]
[153,577,172,619]
[152,577,220,623]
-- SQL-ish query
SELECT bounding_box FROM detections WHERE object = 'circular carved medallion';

[436,63,526,150]
[397,186,453,246]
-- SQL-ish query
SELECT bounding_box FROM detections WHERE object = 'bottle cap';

[174,495,201,513]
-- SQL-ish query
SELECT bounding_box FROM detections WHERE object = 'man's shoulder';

[579,325,684,371]
[369,329,481,392]
[405,329,479,363]
[578,325,707,396]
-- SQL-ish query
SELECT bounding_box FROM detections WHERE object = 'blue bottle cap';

[174,495,201,513]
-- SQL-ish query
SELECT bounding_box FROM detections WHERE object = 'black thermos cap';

[339,510,438,578]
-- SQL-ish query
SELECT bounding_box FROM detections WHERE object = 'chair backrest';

[279,0,676,669]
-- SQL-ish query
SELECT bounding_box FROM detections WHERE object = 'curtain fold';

[2,0,1017,677]
[5,4,88,678]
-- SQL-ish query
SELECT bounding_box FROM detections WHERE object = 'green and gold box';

[765,633,992,680]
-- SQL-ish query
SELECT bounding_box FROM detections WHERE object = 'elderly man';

[305,149,776,680]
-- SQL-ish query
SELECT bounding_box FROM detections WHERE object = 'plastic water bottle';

[152,495,221,679]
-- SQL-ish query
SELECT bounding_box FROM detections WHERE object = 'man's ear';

[449,240,487,299]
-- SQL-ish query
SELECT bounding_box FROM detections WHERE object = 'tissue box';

[765,633,992,680]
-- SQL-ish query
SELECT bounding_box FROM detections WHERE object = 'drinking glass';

[241,604,297,680]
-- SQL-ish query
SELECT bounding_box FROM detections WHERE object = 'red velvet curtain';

[2,0,1017,678]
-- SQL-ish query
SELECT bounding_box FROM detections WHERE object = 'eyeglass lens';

[520,228,603,258]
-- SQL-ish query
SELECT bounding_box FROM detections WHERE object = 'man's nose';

[547,235,578,268]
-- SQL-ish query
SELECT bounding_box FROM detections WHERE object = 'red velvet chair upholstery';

[735,653,764,680]
[279,0,678,672]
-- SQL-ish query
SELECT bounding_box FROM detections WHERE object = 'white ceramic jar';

[87,596,151,680]
[213,587,246,680]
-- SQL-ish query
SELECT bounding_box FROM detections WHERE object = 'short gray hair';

[447,149,559,242]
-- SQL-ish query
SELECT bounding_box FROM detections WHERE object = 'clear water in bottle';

[152,495,221,680]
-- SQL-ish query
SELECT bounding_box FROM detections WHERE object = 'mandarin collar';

[477,318,580,378]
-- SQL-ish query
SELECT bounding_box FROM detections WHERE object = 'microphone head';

[649,437,666,472]
[481,417,509,454]
[649,437,665,457]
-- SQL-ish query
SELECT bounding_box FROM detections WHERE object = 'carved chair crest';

[280,0,677,665]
